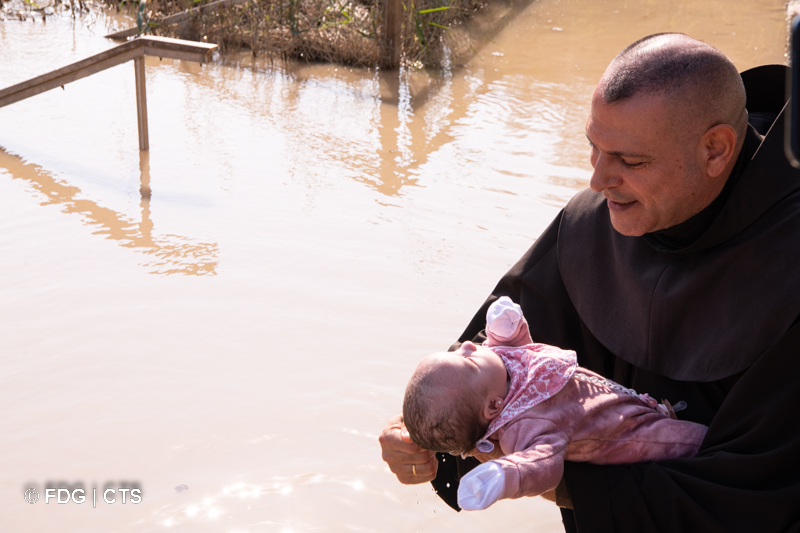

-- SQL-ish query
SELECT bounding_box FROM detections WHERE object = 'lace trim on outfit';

[474,345,668,454]
[475,344,577,453]
[571,371,658,407]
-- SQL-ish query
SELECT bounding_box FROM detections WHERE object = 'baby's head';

[402,341,508,455]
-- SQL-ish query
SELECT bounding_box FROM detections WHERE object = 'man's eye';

[621,159,645,169]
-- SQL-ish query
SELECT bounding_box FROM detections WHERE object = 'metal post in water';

[134,56,149,151]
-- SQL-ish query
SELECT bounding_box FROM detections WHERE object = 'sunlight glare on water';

[0,0,787,531]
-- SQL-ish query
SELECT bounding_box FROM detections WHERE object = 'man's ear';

[482,397,504,421]
[702,124,738,178]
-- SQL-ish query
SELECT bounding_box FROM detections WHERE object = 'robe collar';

[643,125,762,252]
[641,103,796,256]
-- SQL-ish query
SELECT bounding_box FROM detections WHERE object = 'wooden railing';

[0,36,217,150]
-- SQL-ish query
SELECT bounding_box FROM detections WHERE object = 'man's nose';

[589,154,621,192]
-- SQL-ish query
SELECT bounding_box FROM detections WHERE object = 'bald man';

[380,33,800,532]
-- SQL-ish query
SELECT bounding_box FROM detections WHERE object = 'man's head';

[402,342,507,454]
[586,33,748,236]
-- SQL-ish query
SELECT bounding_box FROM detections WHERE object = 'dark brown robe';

[432,65,800,532]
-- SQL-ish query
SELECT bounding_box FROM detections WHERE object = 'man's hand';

[379,413,438,484]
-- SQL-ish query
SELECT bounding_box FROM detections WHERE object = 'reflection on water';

[218,55,591,205]
[154,477,372,530]
[0,1,789,532]
[0,149,217,275]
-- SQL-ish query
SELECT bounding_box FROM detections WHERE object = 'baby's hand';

[464,439,504,463]
[486,297,533,347]
[457,461,506,511]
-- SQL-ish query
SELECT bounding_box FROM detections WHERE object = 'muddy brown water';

[0,1,787,531]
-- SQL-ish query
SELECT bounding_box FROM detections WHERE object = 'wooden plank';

[141,35,217,63]
[0,46,144,108]
[0,37,217,109]
[107,27,141,41]
[105,0,249,40]
[134,57,149,151]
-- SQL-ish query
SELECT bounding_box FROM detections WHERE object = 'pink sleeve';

[494,418,568,499]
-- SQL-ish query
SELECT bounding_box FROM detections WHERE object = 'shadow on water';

[0,148,218,275]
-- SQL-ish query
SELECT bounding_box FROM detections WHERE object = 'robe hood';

[558,65,800,381]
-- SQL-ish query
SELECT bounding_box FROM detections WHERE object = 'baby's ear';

[482,397,504,421]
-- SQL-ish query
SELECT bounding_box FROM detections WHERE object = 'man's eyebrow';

[585,134,650,159]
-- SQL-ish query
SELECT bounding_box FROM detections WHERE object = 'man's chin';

[608,211,648,237]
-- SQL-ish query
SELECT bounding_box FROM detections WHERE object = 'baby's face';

[422,341,508,404]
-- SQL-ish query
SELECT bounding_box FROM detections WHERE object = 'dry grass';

[105,0,486,67]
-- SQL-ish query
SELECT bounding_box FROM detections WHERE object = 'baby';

[402,297,708,511]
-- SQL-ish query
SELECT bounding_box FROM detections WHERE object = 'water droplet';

[433,509,437,513]
[417,500,421,505]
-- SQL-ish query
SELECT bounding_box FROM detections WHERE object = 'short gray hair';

[600,33,746,131]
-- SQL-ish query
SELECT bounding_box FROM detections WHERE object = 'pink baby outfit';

[457,297,708,510]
